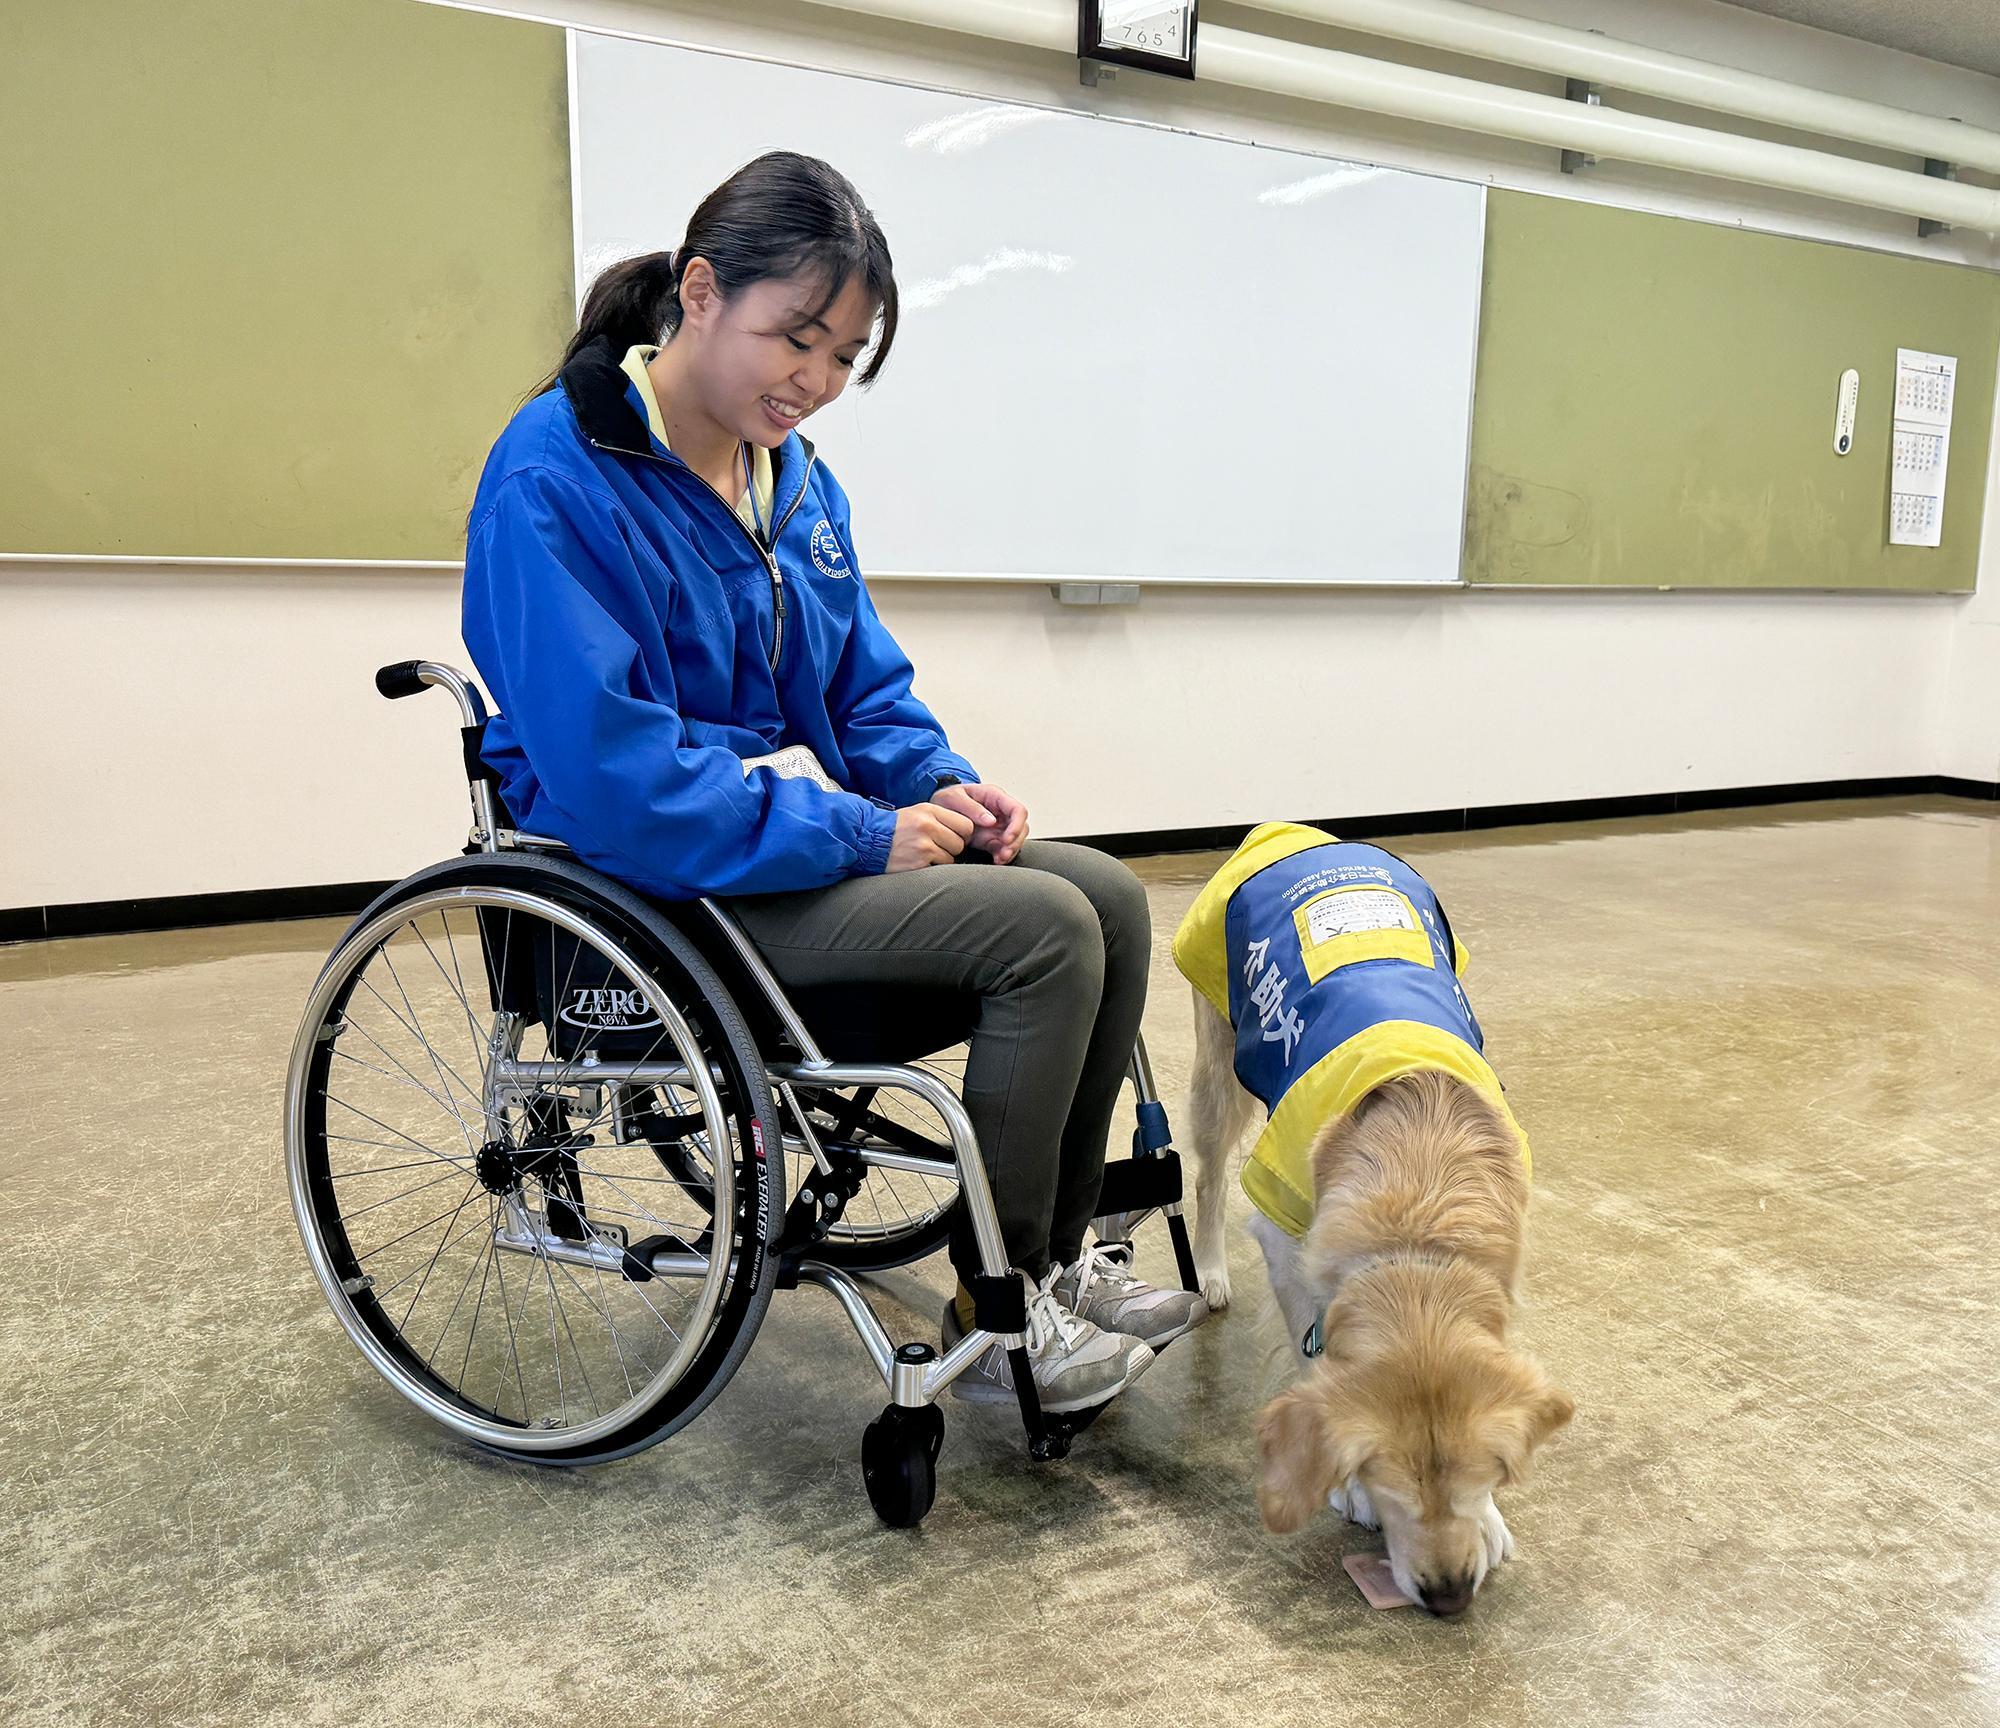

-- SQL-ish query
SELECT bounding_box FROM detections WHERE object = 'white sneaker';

[940,1267,1155,1415]
[1054,1240,1209,1349]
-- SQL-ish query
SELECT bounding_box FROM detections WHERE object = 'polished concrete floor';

[3,797,1997,1726]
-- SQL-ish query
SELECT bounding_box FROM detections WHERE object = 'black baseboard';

[1,881,394,945]
[0,906,49,944]
[5,775,1998,944]
[1936,776,2000,803]
[1076,774,1997,859]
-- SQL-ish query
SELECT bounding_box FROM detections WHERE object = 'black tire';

[861,1404,944,1528]
[287,851,783,1465]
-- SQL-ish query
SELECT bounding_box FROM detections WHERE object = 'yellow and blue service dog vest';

[1172,822,1531,1238]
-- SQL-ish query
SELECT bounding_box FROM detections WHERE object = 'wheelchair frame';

[286,661,1197,1525]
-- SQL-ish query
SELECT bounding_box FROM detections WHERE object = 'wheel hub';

[474,1141,519,1195]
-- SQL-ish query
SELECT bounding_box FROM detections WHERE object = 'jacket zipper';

[586,434,817,674]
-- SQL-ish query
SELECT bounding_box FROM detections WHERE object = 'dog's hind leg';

[1188,992,1258,1310]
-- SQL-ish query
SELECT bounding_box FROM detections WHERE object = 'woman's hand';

[886,801,977,871]
[934,783,1029,865]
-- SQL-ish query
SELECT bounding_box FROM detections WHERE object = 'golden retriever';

[1188,1002,1572,1615]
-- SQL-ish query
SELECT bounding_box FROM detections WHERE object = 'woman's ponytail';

[534,249,679,394]
[533,152,899,398]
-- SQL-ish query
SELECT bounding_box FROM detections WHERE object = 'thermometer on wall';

[1834,367,1860,456]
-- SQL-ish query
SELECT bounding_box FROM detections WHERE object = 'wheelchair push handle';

[375,661,431,700]
[374,660,490,729]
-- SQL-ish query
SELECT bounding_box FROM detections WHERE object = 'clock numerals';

[1083,2,1197,78]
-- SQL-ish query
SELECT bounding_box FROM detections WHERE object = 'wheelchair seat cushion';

[787,982,979,1064]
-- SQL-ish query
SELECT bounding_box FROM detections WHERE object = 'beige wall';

[0,565,1958,906]
[7,0,2000,911]
[1943,382,2000,783]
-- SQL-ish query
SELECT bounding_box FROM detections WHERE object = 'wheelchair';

[284,661,1198,1526]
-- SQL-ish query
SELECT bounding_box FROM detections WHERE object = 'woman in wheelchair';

[290,153,1204,1518]
[458,152,1205,1418]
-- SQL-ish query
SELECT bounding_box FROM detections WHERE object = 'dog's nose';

[1417,1575,1476,1617]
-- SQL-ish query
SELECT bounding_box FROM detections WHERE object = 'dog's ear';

[1255,1382,1372,1533]
[1492,1362,1575,1488]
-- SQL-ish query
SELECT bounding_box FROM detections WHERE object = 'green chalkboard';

[1,0,572,561]
[1465,191,2000,591]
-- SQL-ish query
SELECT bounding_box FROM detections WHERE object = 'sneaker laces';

[1069,1239,1141,1305]
[1025,1265,1086,1356]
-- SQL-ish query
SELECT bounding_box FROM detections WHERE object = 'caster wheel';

[862,1404,944,1528]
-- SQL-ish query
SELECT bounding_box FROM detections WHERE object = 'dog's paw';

[1328,1479,1381,1530]
[1196,1261,1232,1311]
[1479,1498,1515,1569]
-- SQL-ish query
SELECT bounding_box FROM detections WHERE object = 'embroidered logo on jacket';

[809,519,849,579]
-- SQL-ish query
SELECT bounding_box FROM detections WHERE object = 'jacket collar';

[560,335,653,457]
[559,335,816,523]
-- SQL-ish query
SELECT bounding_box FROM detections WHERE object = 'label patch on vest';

[1303,888,1415,942]
[1293,886,1435,983]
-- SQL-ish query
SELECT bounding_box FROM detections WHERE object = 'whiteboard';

[571,33,1486,586]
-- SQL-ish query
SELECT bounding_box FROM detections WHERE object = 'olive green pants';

[730,842,1150,1282]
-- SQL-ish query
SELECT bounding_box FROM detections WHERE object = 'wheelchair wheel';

[285,852,783,1464]
[788,1050,964,1272]
[861,1403,944,1528]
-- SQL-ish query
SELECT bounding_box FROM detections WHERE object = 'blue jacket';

[461,337,977,899]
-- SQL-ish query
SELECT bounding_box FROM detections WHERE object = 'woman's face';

[683,266,879,448]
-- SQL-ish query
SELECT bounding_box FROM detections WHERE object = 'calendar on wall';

[1889,348,1956,549]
